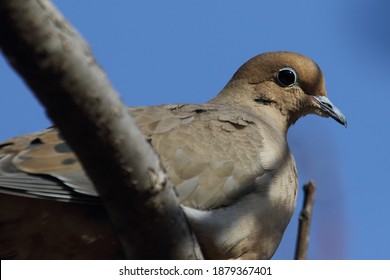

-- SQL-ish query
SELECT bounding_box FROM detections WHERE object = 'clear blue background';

[1,0,389,259]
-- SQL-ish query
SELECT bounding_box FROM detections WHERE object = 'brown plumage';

[0,52,346,259]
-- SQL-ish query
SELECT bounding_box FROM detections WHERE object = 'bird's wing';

[131,104,271,209]
[0,130,99,203]
[0,103,281,209]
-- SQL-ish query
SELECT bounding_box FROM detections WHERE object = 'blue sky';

[1,0,389,259]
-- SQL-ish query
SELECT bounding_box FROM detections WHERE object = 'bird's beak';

[312,96,347,127]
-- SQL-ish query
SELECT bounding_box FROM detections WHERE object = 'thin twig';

[295,180,316,260]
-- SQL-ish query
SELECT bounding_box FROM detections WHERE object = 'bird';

[0,51,346,260]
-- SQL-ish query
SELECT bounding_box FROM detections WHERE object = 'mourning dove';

[0,51,346,260]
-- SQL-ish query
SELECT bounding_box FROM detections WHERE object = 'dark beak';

[312,96,347,127]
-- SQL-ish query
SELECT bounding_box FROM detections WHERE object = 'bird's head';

[212,51,347,129]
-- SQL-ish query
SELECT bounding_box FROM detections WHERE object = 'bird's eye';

[276,67,297,87]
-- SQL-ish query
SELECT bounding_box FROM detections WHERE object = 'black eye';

[277,67,297,87]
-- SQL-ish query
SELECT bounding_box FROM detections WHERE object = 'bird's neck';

[208,85,291,136]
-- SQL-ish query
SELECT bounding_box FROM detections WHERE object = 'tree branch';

[295,180,316,260]
[0,0,202,259]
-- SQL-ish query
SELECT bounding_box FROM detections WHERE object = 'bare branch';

[295,180,316,260]
[0,0,202,259]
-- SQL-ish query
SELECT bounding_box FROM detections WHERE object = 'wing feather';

[0,104,268,209]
